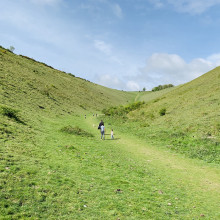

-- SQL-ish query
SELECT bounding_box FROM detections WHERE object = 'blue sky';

[1,0,220,90]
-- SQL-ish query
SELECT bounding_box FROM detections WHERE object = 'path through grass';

[85,115,220,219]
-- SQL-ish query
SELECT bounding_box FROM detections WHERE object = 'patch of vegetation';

[103,115,220,164]
[79,104,86,110]
[102,101,145,116]
[68,73,75,77]
[168,134,220,163]
[0,105,25,124]
[152,84,174,92]
[159,108,166,116]
[60,125,94,137]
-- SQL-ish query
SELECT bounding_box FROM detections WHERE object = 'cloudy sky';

[1,0,220,91]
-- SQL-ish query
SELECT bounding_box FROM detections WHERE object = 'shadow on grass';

[102,138,120,141]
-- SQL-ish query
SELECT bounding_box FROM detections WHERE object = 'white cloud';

[207,53,220,66]
[98,74,123,89]
[168,0,220,14]
[30,0,62,6]
[150,0,220,14]
[126,81,140,91]
[97,75,140,91]
[112,3,123,18]
[93,40,123,65]
[149,0,164,8]
[94,40,112,55]
[139,53,220,88]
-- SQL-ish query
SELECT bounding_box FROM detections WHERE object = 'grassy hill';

[103,67,220,163]
[1,46,220,219]
[135,86,179,103]
[0,46,136,115]
[132,67,220,136]
[0,46,136,144]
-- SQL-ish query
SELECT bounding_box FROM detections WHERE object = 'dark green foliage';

[60,125,94,137]
[79,105,86,110]
[1,106,24,124]
[68,73,75,77]
[152,84,174,92]
[159,108,166,116]
[102,101,145,116]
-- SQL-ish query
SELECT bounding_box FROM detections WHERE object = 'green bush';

[159,108,166,116]
[1,106,24,124]
[152,84,174,92]
[60,126,93,137]
[102,101,145,116]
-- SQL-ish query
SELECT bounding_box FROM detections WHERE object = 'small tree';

[9,46,15,52]
[143,87,146,91]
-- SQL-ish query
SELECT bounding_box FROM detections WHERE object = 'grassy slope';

[134,86,178,103]
[0,47,136,115]
[1,46,220,219]
[134,67,220,136]
[0,46,136,144]
[121,68,220,163]
[1,114,219,219]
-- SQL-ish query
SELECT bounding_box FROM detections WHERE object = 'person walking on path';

[100,124,105,140]
[111,129,114,140]
[98,120,104,128]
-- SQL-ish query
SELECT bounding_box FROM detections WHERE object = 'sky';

[1,0,220,91]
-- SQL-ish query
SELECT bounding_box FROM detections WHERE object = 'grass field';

[1,115,219,219]
[1,46,220,219]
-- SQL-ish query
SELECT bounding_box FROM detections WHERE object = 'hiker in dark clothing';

[98,120,105,139]
[98,120,104,129]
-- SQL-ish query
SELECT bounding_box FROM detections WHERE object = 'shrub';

[152,84,174,92]
[79,105,86,110]
[159,108,166,116]
[60,126,94,137]
[102,101,145,116]
[1,106,24,124]
[68,73,75,77]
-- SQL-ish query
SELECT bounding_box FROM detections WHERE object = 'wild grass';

[1,115,219,219]
[0,105,25,124]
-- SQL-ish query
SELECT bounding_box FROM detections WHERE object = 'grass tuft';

[60,125,94,137]
[0,105,25,124]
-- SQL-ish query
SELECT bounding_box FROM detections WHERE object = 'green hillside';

[132,67,220,135]
[1,46,220,219]
[134,86,179,103]
[0,46,136,116]
[0,46,136,144]
[104,67,220,163]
